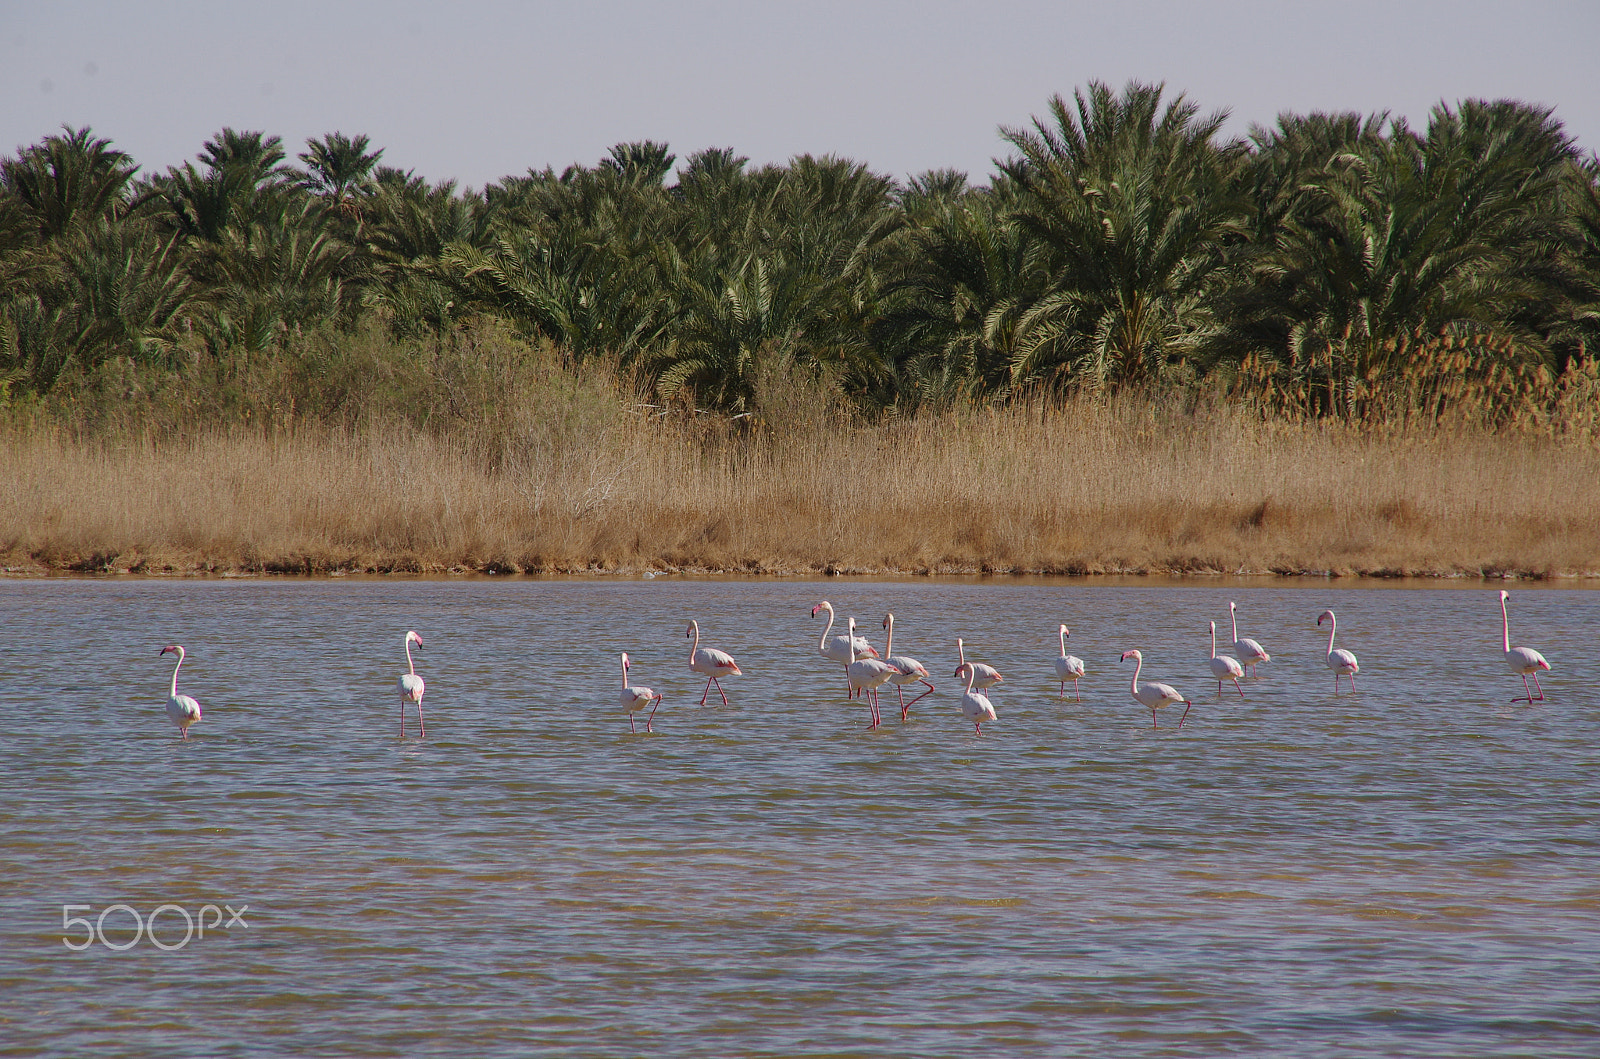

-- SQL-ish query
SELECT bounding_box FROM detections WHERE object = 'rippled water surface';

[2,577,1597,1057]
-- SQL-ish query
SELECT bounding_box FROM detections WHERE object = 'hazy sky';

[4,0,1596,189]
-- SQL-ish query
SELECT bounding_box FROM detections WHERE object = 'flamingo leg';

[902,681,934,723]
[647,698,659,731]
[630,714,637,733]
[713,678,729,706]
[1178,701,1192,728]
[900,683,934,721]
[399,703,406,738]
[1074,679,1081,703]
[698,675,714,705]
[1515,672,1546,703]
[416,704,425,738]
[1233,679,1245,699]
[1151,708,1158,730]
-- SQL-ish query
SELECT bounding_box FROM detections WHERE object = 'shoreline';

[5,551,1596,582]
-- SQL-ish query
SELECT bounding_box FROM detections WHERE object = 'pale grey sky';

[4,0,1596,189]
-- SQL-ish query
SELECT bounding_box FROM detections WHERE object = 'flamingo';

[398,630,426,737]
[687,620,740,706]
[1120,649,1192,729]
[882,612,935,720]
[618,652,663,732]
[1208,621,1246,698]
[159,645,203,740]
[952,638,1002,691]
[1499,590,1551,703]
[1054,625,1086,700]
[812,601,877,691]
[956,662,998,736]
[1229,601,1271,676]
[844,617,899,728]
[1317,610,1359,691]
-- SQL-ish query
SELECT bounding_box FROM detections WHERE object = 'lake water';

[1,576,1596,1057]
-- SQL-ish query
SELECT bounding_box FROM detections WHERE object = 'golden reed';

[4,393,1598,578]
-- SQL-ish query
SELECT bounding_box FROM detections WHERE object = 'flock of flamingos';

[157,590,1555,740]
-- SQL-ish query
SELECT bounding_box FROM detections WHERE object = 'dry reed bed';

[4,399,1598,578]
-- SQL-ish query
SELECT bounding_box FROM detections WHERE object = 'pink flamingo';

[398,630,426,737]
[952,638,1002,691]
[1120,649,1192,729]
[1229,601,1271,676]
[619,652,662,732]
[1055,625,1086,700]
[1209,621,1245,698]
[687,620,740,706]
[845,617,899,728]
[813,601,877,692]
[1499,590,1551,703]
[956,662,998,736]
[159,645,203,740]
[1317,610,1359,691]
[882,612,935,719]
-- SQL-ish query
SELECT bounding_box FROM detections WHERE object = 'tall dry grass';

[5,387,1599,577]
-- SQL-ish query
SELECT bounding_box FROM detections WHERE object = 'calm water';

[1,577,1597,1057]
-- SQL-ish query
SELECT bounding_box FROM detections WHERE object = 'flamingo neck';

[405,640,416,676]
[817,606,834,651]
[1231,605,1240,643]
[688,622,700,664]
[1059,627,1067,655]
[1501,598,1512,654]
[1325,617,1337,659]
[169,649,183,697]
[884,617,894,657]
[964,665,977,694]
[621,657,629,687]
[1210,624,1217,659]
[958,639,967,666]
[1129,655,1142,696]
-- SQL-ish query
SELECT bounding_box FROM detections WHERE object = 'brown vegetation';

[6,376,1598,579]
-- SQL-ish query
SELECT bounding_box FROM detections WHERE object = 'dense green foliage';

[4,82,1597,420]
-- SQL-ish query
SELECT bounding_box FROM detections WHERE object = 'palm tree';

[1210,99,1582,412]
[194,196,356,352]
[652,249,843,412]
[0,126,144,242]
[874,181,1044,405]
[602,140,676,187]
[998,82,1248,389]
[2,218,197,388]
[363,175,496,335]
[296,132,384,206]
